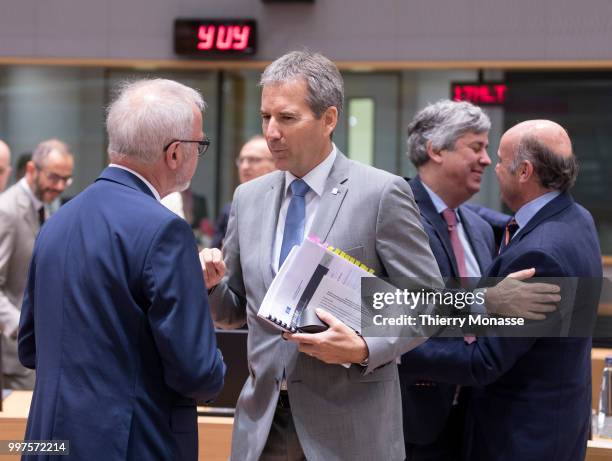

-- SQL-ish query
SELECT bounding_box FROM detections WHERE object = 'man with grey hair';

[0,139,11,192]
[18,79,225,460]
[399,100,496,460]
[201,50,440,460]
[0,138,73,389]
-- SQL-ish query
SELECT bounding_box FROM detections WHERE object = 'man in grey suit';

[0,138,73,389]
[200,51,441,461]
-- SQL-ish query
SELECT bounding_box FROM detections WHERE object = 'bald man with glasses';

[0,138,74,389]
[212,135,276,248]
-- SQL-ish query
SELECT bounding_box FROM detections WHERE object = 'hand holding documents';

[258,237,376,334]
[283,308,369,365]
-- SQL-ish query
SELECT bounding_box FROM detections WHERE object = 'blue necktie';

[279,179,310,267]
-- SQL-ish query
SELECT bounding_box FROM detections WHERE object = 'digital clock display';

[174,19,257,56]
[451,82,508,106]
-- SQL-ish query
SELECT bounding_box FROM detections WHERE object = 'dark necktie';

[441,208,467,278]
[499,218,519,254]
[38,206,46,227]
[279,179,310,267]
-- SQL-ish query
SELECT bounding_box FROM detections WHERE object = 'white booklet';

[258,237,376,334]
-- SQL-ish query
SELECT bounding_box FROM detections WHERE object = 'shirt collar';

[19,177,43,211]
[108,164,161,201]
[514,190,561,230]
[421,181,462,223]
[284,144,337,197]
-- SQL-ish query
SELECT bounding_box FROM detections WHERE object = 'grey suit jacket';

[209,152,441,461]
[0,182,39,378]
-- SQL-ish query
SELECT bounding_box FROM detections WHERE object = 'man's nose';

[481,150,492,166]
[265,118,281,140]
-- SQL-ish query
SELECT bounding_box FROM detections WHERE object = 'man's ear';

[25,160,37,174]
[322,106,338,138]
[426,141,443,164]
[165,141,180,171]
[518,160,534,183]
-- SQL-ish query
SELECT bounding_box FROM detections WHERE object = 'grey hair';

[406,100,491,168]
[106,79,205,164]
[260,50,344,118]
[511,135,578,191]
[32,139,72,166]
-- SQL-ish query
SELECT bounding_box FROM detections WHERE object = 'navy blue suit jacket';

[400,192,602,461]
[399,176,495,444]
[18,167,226,461]
[211,201,231,249]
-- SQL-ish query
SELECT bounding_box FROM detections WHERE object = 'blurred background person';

[211,135,275,249]
[14,153,32,182]
[0,138,73,389]
[0,140,11,193]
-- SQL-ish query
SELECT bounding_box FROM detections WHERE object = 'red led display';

[451,83,508,106]
[175,19,257,56]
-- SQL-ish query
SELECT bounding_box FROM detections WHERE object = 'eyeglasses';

[163,138,211,158]
[235,156,272,167]
[35,166,73,187]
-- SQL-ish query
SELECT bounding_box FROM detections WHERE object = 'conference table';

[2,348,612,460]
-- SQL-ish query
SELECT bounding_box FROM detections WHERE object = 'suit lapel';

[409,177,459,277]
[308,152,350,243]
[458,207,490,272]
[259,172,285,290]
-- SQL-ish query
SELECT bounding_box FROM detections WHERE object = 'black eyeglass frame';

[163,138,211,158]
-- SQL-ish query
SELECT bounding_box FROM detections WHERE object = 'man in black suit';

[401,119,602,460]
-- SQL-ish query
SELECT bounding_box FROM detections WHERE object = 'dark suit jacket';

[18,167,226,461]
[399,176,495,445]
[399,192,602,461]
[211,201,231,249]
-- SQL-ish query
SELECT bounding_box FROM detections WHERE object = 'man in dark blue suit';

[399,100,496,461]
[18,79,226,460]
[401,120,602,460]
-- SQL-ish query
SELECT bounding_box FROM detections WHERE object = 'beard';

[33,176,60,203]
[174,165,192,193]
